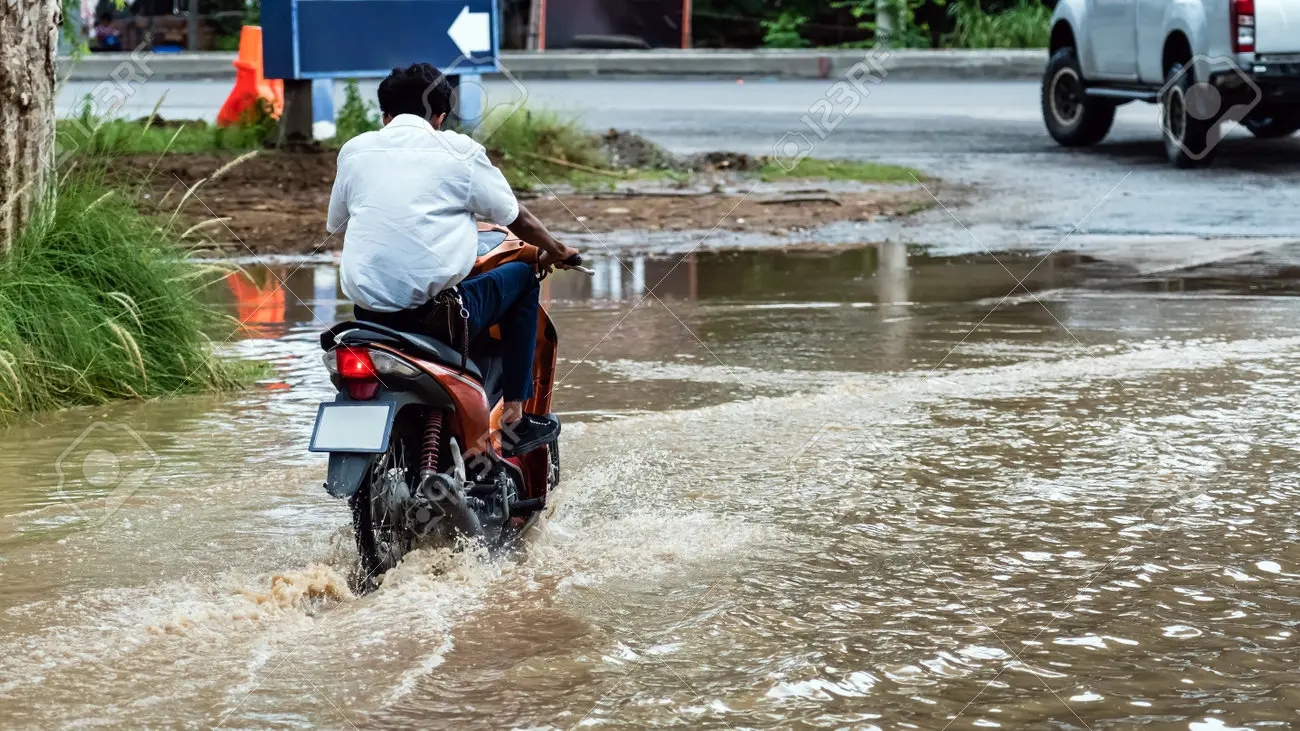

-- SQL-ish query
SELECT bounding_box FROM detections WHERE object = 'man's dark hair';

[377,63,453,121]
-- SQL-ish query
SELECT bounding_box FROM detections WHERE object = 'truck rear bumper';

[1251,55,1300,93]
[1212,56,1300,103]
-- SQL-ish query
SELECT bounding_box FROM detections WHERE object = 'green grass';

[57,96,272,158]
[945,0,1051,48]
[0,167,252,418]
[477,109,618,190]
[58,115,266,157]
[57,117,267,155]
[759,158,922,183]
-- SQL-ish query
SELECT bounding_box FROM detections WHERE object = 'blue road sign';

[263,0,499,80]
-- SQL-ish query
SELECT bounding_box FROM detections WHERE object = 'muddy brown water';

[2,244,1298,730]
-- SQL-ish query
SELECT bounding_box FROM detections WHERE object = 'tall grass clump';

[57,96,273,158]
[945,0,1050,48]
[0,167,248,418]
[476,108,616,189]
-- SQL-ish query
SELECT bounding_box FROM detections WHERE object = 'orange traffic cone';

[217,26,283,127]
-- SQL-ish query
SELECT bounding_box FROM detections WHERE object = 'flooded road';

[2,244,1299,729]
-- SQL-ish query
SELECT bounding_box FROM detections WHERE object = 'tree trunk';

[0,0,60,250]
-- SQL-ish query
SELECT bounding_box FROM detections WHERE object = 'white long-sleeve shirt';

[327,114,519,312]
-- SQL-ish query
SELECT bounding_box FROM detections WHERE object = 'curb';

[60,48,1048,83]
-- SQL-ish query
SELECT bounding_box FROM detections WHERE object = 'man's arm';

[508,203,578,264]
[325,151,350,234]
[467,145,579,265]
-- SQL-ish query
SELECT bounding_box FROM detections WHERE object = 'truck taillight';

[1232,0,1255,53]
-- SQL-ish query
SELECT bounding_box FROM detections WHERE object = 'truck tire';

[1041,47,1115,147]
[1160,62,1217,168]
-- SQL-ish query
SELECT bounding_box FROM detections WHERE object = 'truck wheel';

[1160,63,1217,168]
[1244,113,1300,139]
[1041,47,1115,146]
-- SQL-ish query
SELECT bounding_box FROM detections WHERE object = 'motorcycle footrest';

[509,497,545,516]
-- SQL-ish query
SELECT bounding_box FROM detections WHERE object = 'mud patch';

[123,150,928,256]
[594,130,758,172]
[127,150,338,256]
[526,187,929,236]
[596,129,683,170]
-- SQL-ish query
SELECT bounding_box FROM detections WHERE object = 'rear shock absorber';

[420,410,443,476]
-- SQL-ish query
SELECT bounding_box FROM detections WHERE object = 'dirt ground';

[125,151,930,256]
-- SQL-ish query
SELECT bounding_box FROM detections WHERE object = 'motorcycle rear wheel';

[349,414,420,590]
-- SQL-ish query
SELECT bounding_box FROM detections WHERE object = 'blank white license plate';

[309,402,395,453]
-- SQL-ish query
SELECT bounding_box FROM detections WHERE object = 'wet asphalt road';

[504,80,1300,265]
[60,78,1300,266]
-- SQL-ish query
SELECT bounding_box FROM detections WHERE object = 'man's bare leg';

[501,400,524,426]
[497,399,558,456]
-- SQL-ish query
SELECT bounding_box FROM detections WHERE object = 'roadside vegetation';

[479,109,621,189]
[60,88,922,192]
[760,158,921,183]
[761,11,814,48]
[0,165,251,418]
[57,97,272,157]
[696,0,1049,49]
[333,80,382,143]
[945,0,1050,48]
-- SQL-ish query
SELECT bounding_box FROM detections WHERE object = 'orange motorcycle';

[309,225,579,585]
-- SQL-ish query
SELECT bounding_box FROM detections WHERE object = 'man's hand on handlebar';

[538,245,582,275]
[539,245,581,269]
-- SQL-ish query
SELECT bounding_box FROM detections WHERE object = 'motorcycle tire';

[349,415,420,590]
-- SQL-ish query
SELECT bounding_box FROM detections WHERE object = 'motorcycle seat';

[322,321,484,381]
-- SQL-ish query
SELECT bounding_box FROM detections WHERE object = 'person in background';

[93,13,121,51]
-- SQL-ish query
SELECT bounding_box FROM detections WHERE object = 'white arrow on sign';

[448,5,490,56]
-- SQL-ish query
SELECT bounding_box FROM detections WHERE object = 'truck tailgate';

[1256,0,1300,53]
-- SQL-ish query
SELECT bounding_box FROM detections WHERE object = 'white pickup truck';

[1040,0,1300,166]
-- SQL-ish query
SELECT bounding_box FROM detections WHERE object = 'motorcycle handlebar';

[560,252,594,276]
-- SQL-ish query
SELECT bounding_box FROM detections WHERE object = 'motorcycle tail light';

[335,347,376,379]
[370,350,421,377]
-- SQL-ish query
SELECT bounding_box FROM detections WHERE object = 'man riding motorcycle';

[325,62,581,451]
